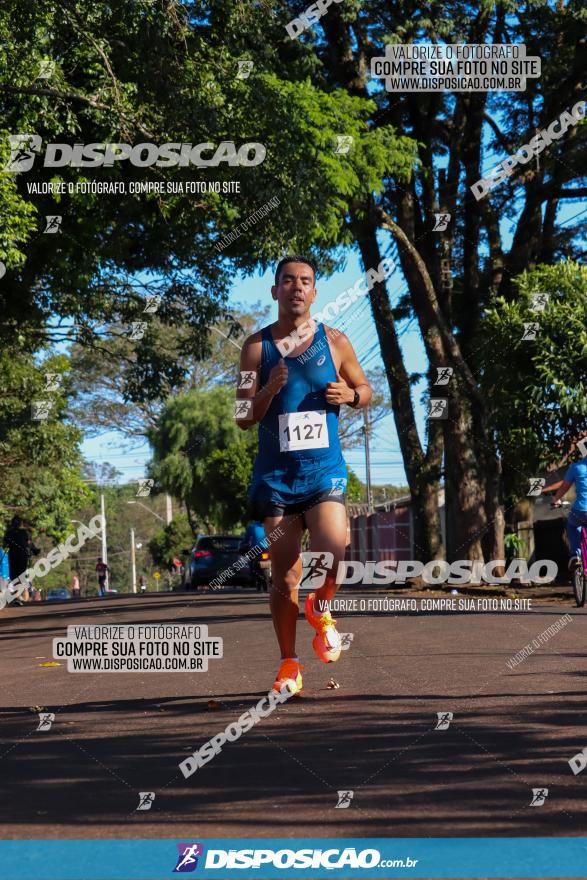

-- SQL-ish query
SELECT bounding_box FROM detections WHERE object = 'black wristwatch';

[348,389,360,408]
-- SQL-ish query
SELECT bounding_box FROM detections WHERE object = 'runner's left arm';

[325,330,372,408]
[551,479,573,506]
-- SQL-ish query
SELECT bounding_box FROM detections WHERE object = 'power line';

[559,206,587,228]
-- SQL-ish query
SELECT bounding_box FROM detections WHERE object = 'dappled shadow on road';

[1,684,586,838]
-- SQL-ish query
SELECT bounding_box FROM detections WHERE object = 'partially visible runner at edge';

[237,255,372,694]
[551,453,587,568]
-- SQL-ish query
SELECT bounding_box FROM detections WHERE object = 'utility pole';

[100,493,109,590]
[363,407,373,513]
[130,528,137,594]
[166,494,173,525]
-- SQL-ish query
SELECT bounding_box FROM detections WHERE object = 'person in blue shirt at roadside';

[551,455,587,569]
[243,520,269,551]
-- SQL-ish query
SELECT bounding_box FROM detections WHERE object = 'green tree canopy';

[148,515,194,569]
[148,385,257,532]
[481,260,587,498]
[0,350,89,539]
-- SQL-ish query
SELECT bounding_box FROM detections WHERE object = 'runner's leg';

[304,501,347,607]
[264,514,304,659]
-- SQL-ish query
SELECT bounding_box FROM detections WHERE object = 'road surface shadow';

[0,690,585,837]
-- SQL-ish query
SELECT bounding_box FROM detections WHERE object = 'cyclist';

[236,255,372,694]
[551,453,587,569]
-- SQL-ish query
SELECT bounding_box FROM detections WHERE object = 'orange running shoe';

[272,658,303,695]
[304,592,341,663]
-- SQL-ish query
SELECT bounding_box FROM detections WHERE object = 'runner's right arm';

[236,334,288,429]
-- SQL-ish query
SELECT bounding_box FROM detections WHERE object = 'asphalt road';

[1,590,586,840]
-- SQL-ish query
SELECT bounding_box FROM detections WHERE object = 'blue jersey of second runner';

[250,322,346,499]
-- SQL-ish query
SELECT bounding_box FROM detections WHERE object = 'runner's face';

[271,263,316,318]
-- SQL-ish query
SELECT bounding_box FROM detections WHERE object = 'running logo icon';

[136,792,155,811]
[43,215,62,234]
[530,788,548,806]
[527,477,545,497]
[44,373,61,391]
[435,712,453,730]
[129,321,148,340]
[434,367,453,386]
[530,292,549,312]
[522,322,539,340]
[4,134,42,172]
[335,790,354,808]
[173,843,204,872]
[235,400,252,420]
[329,477,347,496]
[143,295,162,314]
[300,551,334,589]
[38,60,56,79]
[36,713,55,731]
[334,135,353,154]
[340,632,354,650]
[428,399,448,419]
[31,400,53,421]
[236,60,254,79]
[238,370,256,389]
[432,213,451,231]
[136,478,154,497]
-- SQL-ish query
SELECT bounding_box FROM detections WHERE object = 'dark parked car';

[183,535,255,590]
[46,588,70,602]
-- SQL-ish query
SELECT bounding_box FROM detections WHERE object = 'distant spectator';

[95,557,109,596]
[71,573,81,599]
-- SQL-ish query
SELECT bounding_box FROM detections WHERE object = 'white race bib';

[278,410,329,452]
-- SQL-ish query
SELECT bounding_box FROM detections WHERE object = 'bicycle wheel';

[573,567,586,607]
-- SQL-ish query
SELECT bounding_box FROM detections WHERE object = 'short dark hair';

[274,255,317,285]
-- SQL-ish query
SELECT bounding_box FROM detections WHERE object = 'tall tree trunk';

[443,387,486,561]
[376,207,491,560]
[482,444,505,569]
[184,501,199,538]
[351,215,443,561]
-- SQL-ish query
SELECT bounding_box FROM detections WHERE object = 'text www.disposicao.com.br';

[70,657,202,671]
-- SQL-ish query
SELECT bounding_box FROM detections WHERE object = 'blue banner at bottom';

[1,838,587,880]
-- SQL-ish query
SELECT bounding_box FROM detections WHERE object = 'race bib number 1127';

[278,410,329,452]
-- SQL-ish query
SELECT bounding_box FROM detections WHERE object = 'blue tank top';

[251,322,346,496]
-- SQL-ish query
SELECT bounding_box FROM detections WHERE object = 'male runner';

[236,255,372,694]
[551,453,587,568]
